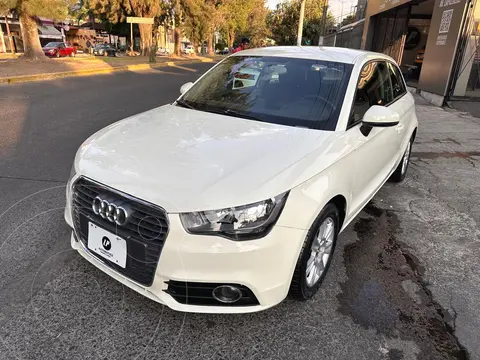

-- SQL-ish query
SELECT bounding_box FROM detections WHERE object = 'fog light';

[212,285,242,303]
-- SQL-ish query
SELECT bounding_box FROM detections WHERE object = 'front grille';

[165,281,260,306]
[72,177,169,286]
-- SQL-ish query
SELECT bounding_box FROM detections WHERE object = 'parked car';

[182,45,195,54]
[156,47,171,56]
[65,47,417,314]
[215,48,229,55]
[43,42,76,58]
[93,44,117,57]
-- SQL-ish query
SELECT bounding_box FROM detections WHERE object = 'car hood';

[75,105,344,212]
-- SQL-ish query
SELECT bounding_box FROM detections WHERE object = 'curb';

[0,57,214,85]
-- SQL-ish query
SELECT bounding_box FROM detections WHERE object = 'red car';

[43,42,76,58]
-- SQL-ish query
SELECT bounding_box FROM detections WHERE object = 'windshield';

[44,42,62,48]
[179,56,353,130]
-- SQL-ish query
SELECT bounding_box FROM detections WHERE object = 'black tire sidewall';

[401,138,413,178]
[296,203,339,299]
[390,136,414,182]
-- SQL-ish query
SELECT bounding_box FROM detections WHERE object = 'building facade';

[360,0,480,104]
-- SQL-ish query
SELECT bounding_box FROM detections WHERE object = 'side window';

[59,43,66,48]
[388,62,407,99]
[351,61,393,124]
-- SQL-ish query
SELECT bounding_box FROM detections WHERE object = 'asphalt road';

[0,64,470,360]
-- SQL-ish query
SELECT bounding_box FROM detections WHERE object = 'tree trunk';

[207,28,214,56]
[228,31,234,49]
[139,23,153,56]
[19,13,45,60]
[192,38,199,55]
[174,27,181,56]
[149,27,158,63]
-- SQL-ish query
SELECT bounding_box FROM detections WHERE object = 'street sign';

[126,17,154,24]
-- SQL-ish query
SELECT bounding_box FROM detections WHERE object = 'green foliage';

[0,0,16,13]
[0,0,76,19]
[215,39,226,50]
[267,0,333,46]
[87,0,125,23]
[341,14,356,27]
[69,0,91,24]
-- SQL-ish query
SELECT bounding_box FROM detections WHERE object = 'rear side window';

[388,62,407,99]
[351,61,393,123]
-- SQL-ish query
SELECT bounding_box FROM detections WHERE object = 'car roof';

[233,46,394,65]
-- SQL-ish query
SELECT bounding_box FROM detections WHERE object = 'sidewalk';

[376,94,480,358]
[0,54,221,84]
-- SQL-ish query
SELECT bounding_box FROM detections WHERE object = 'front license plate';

[87,222,127,268]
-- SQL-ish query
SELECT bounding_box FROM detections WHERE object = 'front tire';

[289,203,339,300]
[390,136,413,183]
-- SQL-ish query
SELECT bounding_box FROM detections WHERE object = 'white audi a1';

[65,46,418,313]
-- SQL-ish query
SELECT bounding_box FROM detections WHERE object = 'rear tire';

[70,52,75,57]
[390,136,413,183]
[289,203,339,300]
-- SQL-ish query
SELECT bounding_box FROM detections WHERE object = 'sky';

[266,0,358,23]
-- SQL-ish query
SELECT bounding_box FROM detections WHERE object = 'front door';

[346,61,400,215]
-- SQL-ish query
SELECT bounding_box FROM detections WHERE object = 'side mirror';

[362,105,400,127]
[180,82,194,95]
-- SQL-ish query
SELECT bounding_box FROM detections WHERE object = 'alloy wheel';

[401,141,411,175]
[305,217,335,287]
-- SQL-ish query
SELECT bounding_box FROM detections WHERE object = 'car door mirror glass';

[362,105,400,127]
[180,82,194,95]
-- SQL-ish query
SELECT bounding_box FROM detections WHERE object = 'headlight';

[180,192,289,240]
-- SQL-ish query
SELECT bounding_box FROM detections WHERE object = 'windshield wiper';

[224,109,262,121]
[175,99,196,110]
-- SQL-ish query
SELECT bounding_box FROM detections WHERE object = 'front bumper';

[65,185,307,313]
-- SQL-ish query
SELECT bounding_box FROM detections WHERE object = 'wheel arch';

[412,127,418,141]
[327,194,347,230]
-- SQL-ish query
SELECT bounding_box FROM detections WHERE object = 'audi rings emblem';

[92,196,132,226]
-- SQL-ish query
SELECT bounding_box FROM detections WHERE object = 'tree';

[182,0,206,55]
[267,2,299,45]
[203,0,222,55]
[267,0,331,46]
[244,0,269,47]
[0,0,76,59]
[88,0,163,56]
[69,0,91,25]
[124,0,162,56]
[219,0,254,48]
[341,14,355,27]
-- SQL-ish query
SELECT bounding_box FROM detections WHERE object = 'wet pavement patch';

[337,202,468,360]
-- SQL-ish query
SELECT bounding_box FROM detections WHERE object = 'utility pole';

[297,0,306,46]
[130,22,133,52]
